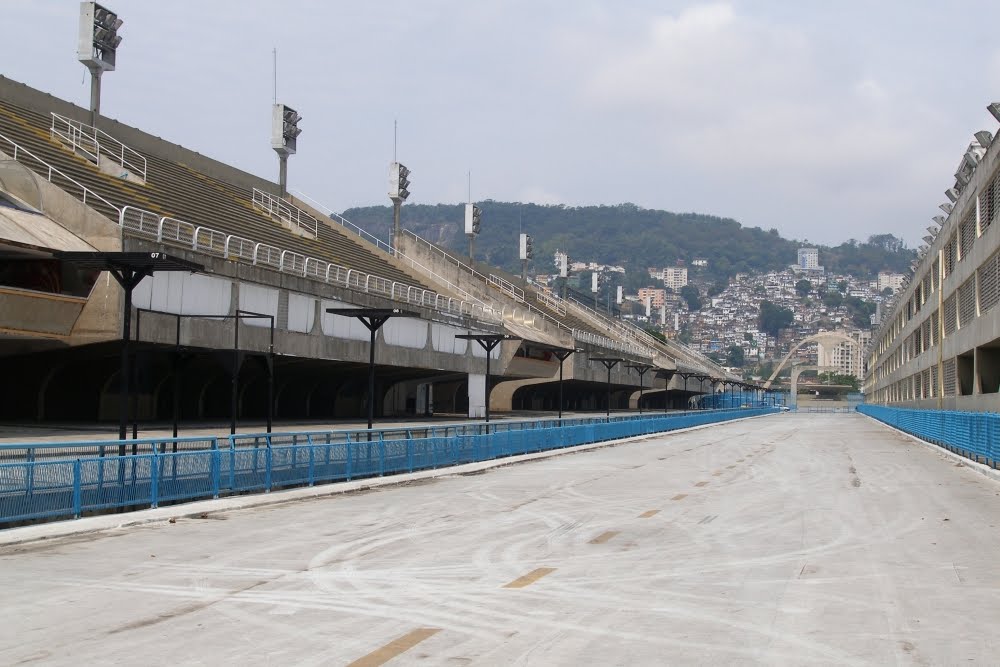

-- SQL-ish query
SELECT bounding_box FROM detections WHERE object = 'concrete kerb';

[859,413,1000,484]
[0,412,780,547]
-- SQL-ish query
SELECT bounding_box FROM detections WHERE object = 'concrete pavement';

[1,413,999,665]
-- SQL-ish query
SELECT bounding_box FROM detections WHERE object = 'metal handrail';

[252,188,319,237]
[290,189,394,254]
[117,206,502,324]
[489,274,525,302]
[0,131,121,214]
[536,288,567,316]
[50,112,147,181]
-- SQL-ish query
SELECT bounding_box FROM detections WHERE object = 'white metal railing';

[402,228,491,283]
[0,131,121,215]
[50,112,147,181]
[117,205,502,324]
[252,188,318,237]
[287,191,496,311]
[536,288,567,316]
[290,189,394,254]
[489,274,525,303]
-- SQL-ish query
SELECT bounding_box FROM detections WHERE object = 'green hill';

[340,202,914,284]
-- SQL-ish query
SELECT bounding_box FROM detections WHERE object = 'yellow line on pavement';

[589,530,620,544]
[671,494,687,501]
[503,567,556,589]
[347,628,441,667]
[639,510,660,518]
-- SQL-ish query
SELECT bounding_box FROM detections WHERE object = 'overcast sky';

[4,1,1000,247]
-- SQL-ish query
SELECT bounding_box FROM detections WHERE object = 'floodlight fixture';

[975,131,993,149]
[464,203,482,235]
[389,162,411,202]
[388,161,411,256]
[464,203,482,258]
[939,202,953,214]
[78,2,123,126]
[988,102,1000,124]
[518,233,533,261]
[271,103,301,196]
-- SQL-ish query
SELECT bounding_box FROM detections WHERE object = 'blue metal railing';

[0,408,777,526]
[857,404,999,468]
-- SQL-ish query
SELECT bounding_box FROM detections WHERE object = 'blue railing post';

[407,436,414,473]
[265,444,272,492]
[211,449,221,499]
[150,450,159,509]
[345,436,353,481]
[308,435,315,486]
[72,459,82,519]
[378,433,386,476]
[26,448,35,496]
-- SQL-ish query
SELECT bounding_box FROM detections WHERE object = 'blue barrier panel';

[1,408,779,525]
[156,451,216,504]
[858,404,998,468]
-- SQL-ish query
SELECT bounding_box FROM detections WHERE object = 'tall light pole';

[271,104,302,197]
[388,162,411,256]
[78,2,123,128]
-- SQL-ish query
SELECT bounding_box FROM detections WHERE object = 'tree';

[836,280,848,293]
[795,279,812,298]
[726,345,745,367]
[822,291,843,308]
[758,301,794,337]
[680,284,702,311]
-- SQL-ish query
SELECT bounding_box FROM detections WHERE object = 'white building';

[877,271,905,293]
[662,266,688,290]
[797,247,823,271]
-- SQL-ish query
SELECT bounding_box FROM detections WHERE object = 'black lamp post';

[55,251,203,442]
[589,356,625,421]
[327,308,420,432]
[626,363,654,415]
[455,333,521,423]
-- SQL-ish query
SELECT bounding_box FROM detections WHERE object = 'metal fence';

[857,404,999,468]
[0,408,777,526]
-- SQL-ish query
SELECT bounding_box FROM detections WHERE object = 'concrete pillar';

[467,373,486,419]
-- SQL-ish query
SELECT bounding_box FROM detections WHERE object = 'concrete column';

[467,373,486,419]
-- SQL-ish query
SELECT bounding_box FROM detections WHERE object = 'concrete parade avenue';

[1,413,999,665]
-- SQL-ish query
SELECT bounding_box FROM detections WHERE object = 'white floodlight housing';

[939,202,953,214]
[555,251,568,278]
[988,103,1000,124]
[78,2,122,72]
[388,162,410,201]
[591,272,599,293]
[464,203,481,235]
[975,131,993,149]
[519,233,533,260]
[616,285,624,304]
[271,104,301,155]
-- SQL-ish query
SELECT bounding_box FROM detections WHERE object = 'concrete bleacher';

[0,95,431,293]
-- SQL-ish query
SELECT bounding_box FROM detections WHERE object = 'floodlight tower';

[518,233,533,281]
[465,203,482,259]
[77,2,123,128]
[388,162,411,256]
[271,104,302,197]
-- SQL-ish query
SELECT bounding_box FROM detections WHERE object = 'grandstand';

[0,73,729,428]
